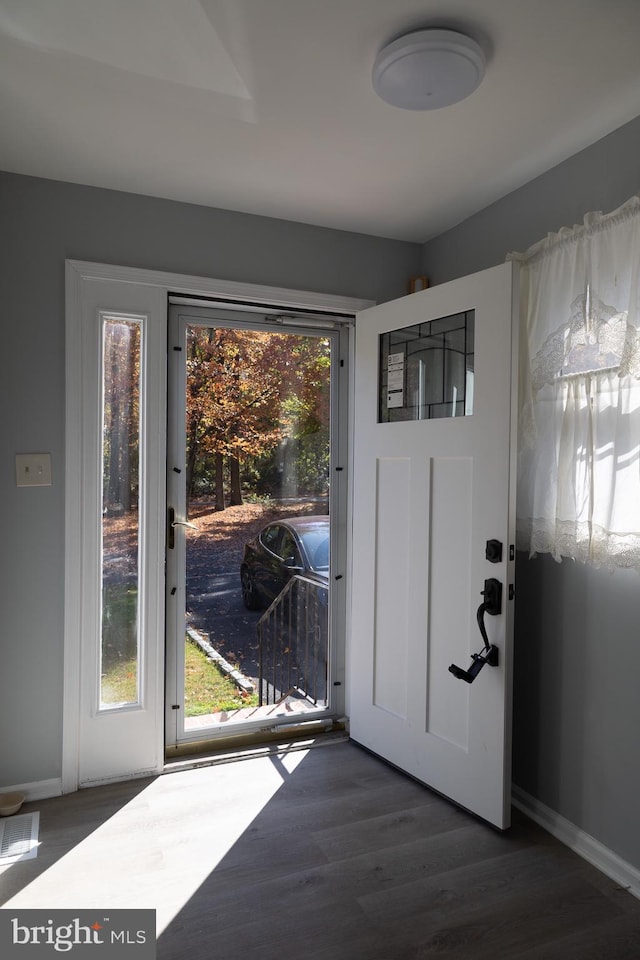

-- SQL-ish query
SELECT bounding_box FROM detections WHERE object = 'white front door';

[349,262,518,829]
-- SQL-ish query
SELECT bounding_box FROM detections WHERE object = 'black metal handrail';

[258,574,328,708]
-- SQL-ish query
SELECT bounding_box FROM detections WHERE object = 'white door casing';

[64,260,369,791]
[349,262,518,829]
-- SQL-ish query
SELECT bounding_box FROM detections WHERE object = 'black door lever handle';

[449,644,499,683]
[476,578,502,649]
[449,578,501,683]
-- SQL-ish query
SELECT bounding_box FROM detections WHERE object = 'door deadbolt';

[485,539,503,563]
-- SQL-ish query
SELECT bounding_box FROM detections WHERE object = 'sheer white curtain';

[510,196,640,570]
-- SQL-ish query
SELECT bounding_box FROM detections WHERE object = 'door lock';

[449,578,501,684]
[485,539,503,563]
[479,577,502,619]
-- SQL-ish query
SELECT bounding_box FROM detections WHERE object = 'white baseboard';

[1,778,63,802]
[512,785,640,900]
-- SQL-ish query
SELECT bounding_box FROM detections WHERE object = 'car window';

[278,530,302,567]
[300,529,330,571]
[260,524,283,554]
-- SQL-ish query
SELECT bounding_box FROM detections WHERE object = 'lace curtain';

[509,196,640,570]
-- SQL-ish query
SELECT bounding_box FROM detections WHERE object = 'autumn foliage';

[184,326,331,508]
[102,322,331,516]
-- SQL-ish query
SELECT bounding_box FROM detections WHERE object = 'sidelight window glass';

[100,317,143,708]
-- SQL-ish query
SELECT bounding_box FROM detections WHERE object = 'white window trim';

[64,259,372,793]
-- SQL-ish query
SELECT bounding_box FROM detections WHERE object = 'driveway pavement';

[184,498,325,684]
[186,560,261,681]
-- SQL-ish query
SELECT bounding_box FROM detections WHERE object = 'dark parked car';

[240,515,329,610]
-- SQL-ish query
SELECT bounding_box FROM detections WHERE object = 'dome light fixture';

[372,28,486,110]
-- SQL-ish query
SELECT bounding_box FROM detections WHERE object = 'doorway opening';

[166,305,349,752]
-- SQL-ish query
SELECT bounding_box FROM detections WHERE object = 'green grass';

[101,655,138,705]
[100,582,259,712]
[184,640,259,715]
[101,583,139,704]
[101,642,258,713]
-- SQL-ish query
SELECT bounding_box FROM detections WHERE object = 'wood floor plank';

[401,873,625,960]
[357,844,593,923]
[167,823,534,931]
[216,778,437,852]
[2,740,639,960]
[214,794,453,886]
[511,913,640,960]
[312,798,481,861]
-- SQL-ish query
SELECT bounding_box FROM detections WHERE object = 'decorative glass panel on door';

[379,310,474,422]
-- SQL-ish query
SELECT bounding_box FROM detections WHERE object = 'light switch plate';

[16,453,52,487]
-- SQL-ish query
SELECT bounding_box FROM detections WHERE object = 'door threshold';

[164,718,348,772]
[183,696,325,733]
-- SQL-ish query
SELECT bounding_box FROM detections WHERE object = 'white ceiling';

[1,0,640,243]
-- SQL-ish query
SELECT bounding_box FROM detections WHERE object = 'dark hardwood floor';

[2,739,639,959]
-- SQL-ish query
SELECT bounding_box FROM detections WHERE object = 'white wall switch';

[16,453,52,487]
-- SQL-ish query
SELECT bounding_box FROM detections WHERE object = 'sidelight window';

[100,317,143,708]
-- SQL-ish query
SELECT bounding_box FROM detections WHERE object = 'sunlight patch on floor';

[2,748,309,935]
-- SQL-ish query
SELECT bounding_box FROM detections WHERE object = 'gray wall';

[0,172,421,787]
[422,114,640,872]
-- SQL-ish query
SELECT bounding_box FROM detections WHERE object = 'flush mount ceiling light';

[372,28,486,110]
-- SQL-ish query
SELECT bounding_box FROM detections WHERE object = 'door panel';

[373,457,411,718]
[427,455,473,750]
[349,262,518,829]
